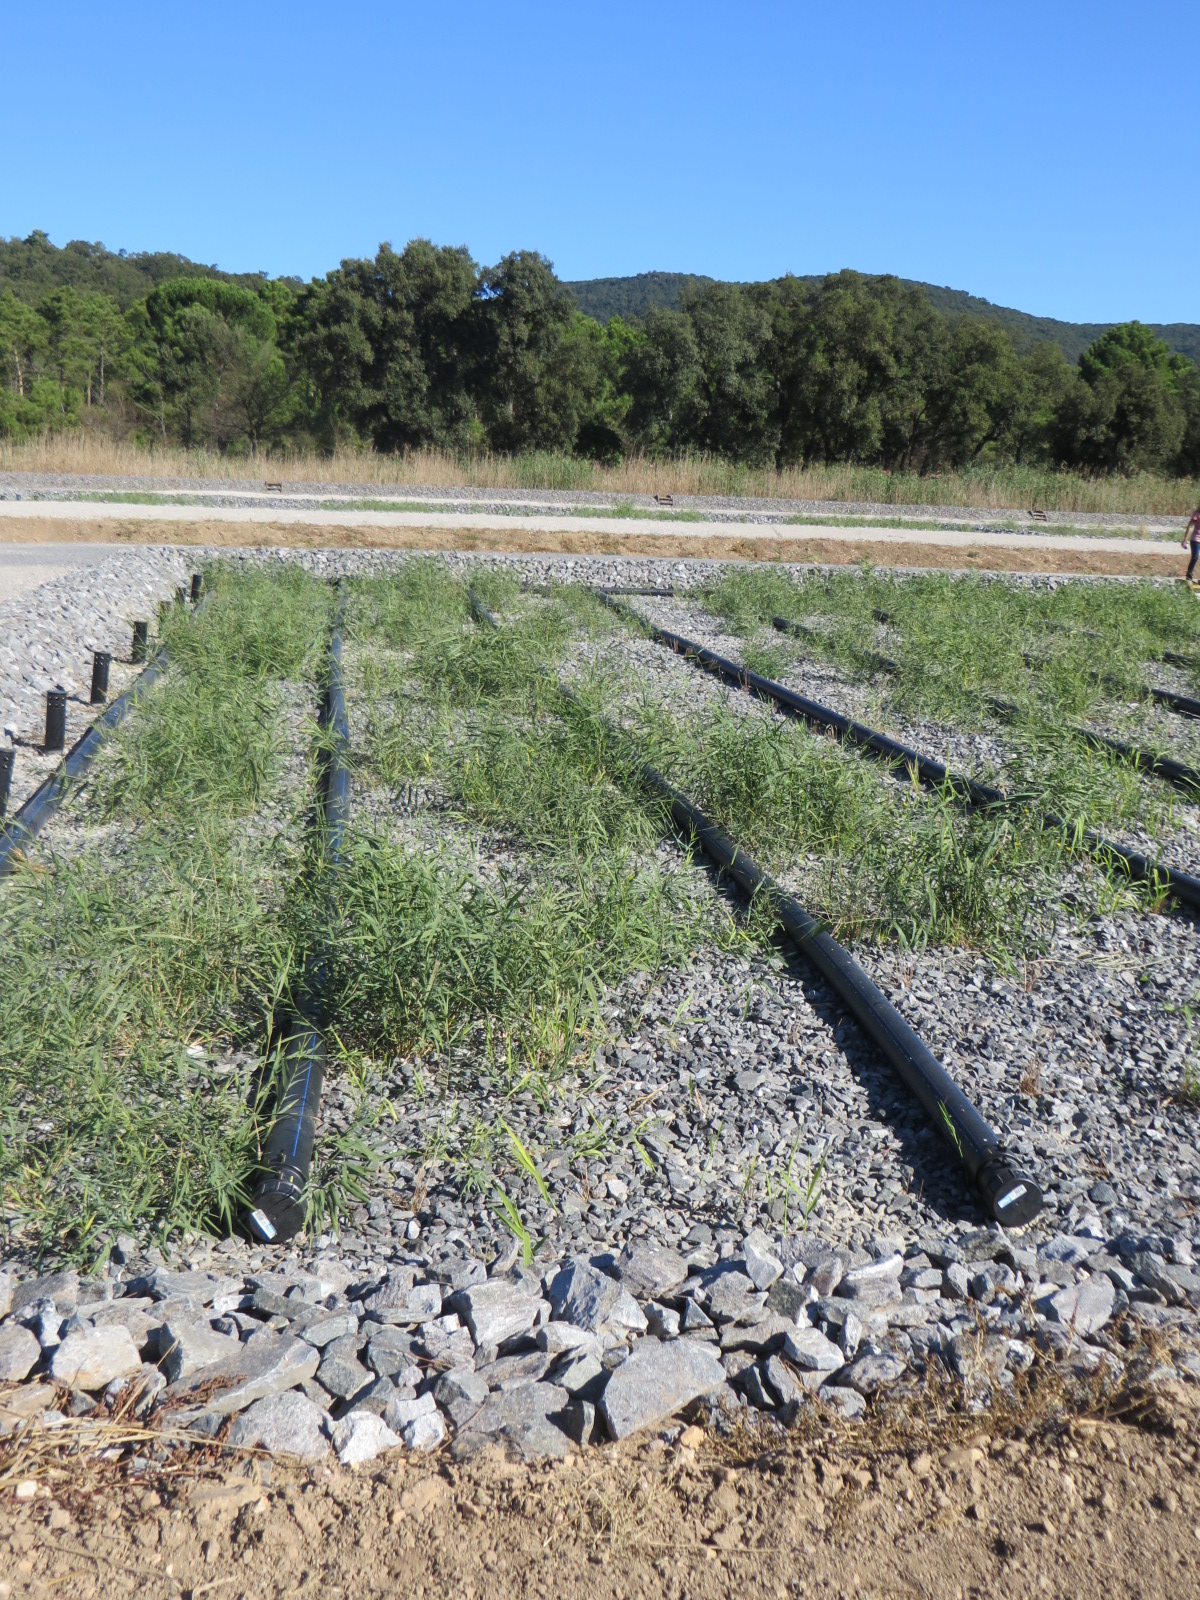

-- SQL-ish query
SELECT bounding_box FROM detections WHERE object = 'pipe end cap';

[977,1158,1043,1228]
[245,1177,307,1244]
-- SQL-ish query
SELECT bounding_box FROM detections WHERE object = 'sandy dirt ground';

[1,1380,1196,1600]
[0,517,1191,577]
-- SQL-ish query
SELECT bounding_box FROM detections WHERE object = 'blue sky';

[4,1,1197,322]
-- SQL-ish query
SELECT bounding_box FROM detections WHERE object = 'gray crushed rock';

[4,548,1200,1462]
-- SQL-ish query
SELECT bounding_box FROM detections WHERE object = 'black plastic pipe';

[772,614,900,675]
[469,589,501,629]
[131,621,148,664]
[246,603,350,1245]
[1073,725,1200,796]
[0,654,170,880]
[0,748,12,821]
[602,597,1200,915]
[90,651,111,705]
[1149,684,1200,720]
[190,572,203,603]
[558,689,1042,1226]
[44,689,66,753]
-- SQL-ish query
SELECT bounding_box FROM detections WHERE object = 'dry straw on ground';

[2,435,1199,515]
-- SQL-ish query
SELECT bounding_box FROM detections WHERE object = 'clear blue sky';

[4,0,1197,323]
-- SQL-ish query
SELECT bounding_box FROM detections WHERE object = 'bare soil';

[0,518,1189,577]
[2,1381,1197,1600]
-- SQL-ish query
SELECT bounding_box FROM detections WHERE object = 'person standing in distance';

[1184,505,1200,582]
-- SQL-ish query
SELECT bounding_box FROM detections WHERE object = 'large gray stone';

[840,1252,903,1287]
[332,1411,400,1465]
[698,1268,760,1324]
[159,1319,240,1382]
[50,1325,141,1391]
[0,1271,12,1320]
[1132,1253,1200,1309]
[382,1391,436,1431]
[599,1338,726,1439]
[316,1334,371,1401]
[297,1310,359,1349]
[536,1322,602,1360]
[365,1325,421,1380]
[613,1242,688,1300]
[742,1229,783,1290]
[403,1410,446,1452]
[418,1315,476,1369]
[166,1330,320,1418]
[11,1270,79,1320]
[477,1350,552,1391]
[553,1351,605,1399]
[782,1325,844,1372]
[0,1324,40,1383]
[128,1268,242,1306]
[228,1391,330,1459]
[362,1279,443,1325]
[764,1354,805,1409]
[547,1259,647,1335]
[452,1282,545,1348]
[452,1381,574,1460]
[845,1352,906,1394]
[433,1367,489,1427]
[1043,1273,1116,1337]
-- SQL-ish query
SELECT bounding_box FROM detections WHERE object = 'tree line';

[2,236,1198,476]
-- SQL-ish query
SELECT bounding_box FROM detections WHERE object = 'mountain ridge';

[565,271,1200,365]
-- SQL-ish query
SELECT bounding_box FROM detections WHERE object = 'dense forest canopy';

[565,272,1200,367]
[2,230,1199,476]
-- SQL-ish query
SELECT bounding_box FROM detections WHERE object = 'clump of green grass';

[0,563,332,1260]
[343,567,741,1098]
[704,565,1195,834]
[617,695,1079,961]
[708,565,1200,719]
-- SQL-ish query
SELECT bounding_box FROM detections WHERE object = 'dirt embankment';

[0,517,1190,577]
[2,1384,1197,1600]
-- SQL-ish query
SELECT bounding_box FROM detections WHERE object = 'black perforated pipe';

[246,603,350,1245]
[602,597,1200,916]
[557,688,1043,1227]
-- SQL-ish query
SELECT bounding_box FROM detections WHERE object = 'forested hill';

[7,235,1199,365]
[0,231,287,310]
[566,271,1200,365]
[4,231,1200,480]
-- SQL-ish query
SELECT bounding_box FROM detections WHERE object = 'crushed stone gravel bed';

[0,546,193,812]
[0,472,1185,533]
[4,545,1200,1466]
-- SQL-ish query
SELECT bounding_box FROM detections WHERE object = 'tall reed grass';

[2,433,1197,515]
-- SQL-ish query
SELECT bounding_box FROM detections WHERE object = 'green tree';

[679,283,778,465]
[300,239,479,451]
[0,290,43,399]
[472,251,580,452]
[1070,321,1189,473]
[622,307,701,453]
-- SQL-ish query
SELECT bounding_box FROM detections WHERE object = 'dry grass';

[2,434,1199,515]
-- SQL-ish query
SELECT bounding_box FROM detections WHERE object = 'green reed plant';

[0,564,332,1259]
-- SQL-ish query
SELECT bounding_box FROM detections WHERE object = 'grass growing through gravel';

[0,564,332,1259]
[337,565,736,1095]
[705,565,1199,832]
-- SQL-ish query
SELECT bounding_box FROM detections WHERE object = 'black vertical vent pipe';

[0,653,171,880]
[557,690,1043,1227]
[246,599,350,1245]
[600,596,1200,916]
